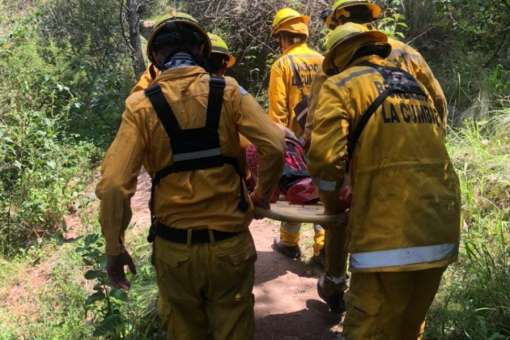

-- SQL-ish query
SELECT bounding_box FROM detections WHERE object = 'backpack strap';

[145,84,181,136]
[206,76,226,128]
[287,55,305,90]
[346,65,427,170]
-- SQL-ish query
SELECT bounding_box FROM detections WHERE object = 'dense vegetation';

[0,0,508,339]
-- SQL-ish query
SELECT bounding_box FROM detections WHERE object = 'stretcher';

[255,201,346,224]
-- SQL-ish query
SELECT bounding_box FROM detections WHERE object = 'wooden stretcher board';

[255,201,346,224]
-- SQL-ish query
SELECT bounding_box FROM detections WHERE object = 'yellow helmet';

[147,12,211,67]
[325,0,382,29]
[323,22,388,75]
[208,33,236,68]
[271,8,310,37]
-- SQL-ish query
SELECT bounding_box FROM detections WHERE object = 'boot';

[272,238,301,259]
[317,274,348,314]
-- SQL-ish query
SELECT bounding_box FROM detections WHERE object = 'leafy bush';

[427,113,510,339]
[0,9,100,255]
[390,0,510,119]
[79,232,162,339]
[35,0,136,145]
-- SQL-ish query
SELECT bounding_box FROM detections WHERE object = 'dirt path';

[131,172,342,339]
[1,172,342,338]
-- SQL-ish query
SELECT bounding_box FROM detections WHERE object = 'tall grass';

[427,112,510,339]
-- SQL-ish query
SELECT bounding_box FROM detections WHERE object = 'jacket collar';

[155,65,208,82]
[282,42,308,55]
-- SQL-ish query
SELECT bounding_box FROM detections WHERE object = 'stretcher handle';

[254,206,347,224]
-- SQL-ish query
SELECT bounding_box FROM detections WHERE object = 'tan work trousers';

[343,267,446,340]
[154,231,257,340]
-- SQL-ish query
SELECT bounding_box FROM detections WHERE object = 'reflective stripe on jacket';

[268,43,324,137]
[97,66,284,256]
[308,55,461,272]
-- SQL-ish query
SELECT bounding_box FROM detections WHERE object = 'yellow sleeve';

[406,48,448,130]
[303,72,328,145]
[95,104,145,256]
[268,59,290,127]
[130,64,159,94]
[236,91,285,201]
[415,61,448,130]
[307,79,350,213]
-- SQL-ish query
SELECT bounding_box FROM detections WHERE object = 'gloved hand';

[106,251,137,290]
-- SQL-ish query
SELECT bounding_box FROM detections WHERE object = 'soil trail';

[131,172,342,339]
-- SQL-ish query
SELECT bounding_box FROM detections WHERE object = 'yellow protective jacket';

[268,43,324,137]
[97,66,285,256]
[388,38,448,129]
[130,64,161,94]
[308,55,461,272]
[303,71,328,145]
[303,38,448,145]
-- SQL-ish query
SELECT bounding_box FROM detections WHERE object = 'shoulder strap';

[287,55,305,90]
[206,76,226,129]
[346,65,426,166]
[347,87,392,161]
[145,84,181,136]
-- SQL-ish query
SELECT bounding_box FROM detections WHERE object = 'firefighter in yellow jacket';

[96,14,284,340]
[269,8,325,260]
[306,0,450,315]
[306,0,448,141]
[308,23,461,339]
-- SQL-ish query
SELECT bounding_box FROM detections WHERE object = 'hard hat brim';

[211,47,237,68]
[326,1,382,29]
[271,15,310,36]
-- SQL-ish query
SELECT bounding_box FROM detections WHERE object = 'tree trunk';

[126,0,146,77]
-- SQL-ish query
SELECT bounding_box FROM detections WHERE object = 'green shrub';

[0,10,100,255]
[36,0,135,145]
[79,231,162,339]
[427,114,510,339]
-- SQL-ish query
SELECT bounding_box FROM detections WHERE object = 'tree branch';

[118,0,134,54]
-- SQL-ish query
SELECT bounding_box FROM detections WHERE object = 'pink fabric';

[246,139,319,205]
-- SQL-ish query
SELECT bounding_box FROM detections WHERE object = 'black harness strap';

[346,65,427,170]
[347,87,392,161]
[145,76,248,243]
[206,76,226,128]
[145,84,181,135]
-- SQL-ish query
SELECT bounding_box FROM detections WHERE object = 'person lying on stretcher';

[245,127,352,209]
[245,133,320,205]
